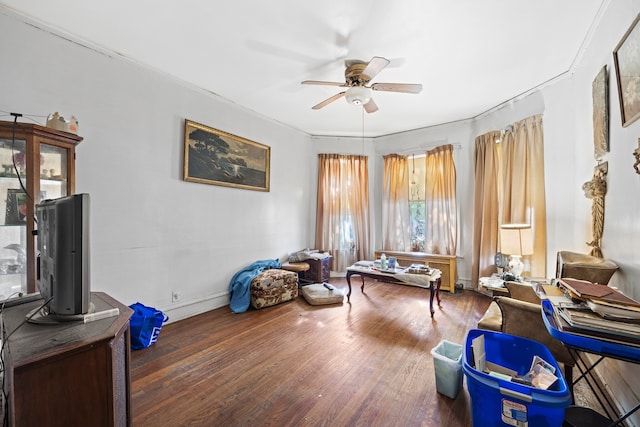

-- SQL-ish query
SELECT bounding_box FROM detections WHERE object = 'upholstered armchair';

[477,281,574,385]
[556,251,618,285]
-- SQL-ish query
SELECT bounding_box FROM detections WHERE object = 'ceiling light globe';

[345,86,372,105]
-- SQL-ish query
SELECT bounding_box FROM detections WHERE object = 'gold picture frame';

[183,120,270,192]
[613,14,640,127]
[592,65,609,160]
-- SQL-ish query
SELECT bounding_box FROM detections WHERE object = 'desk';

[346,264,442,318]
[542,300,640,425]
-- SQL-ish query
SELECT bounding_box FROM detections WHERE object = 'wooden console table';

[375,251,457,293]
[2,292,133,426]
[346,264,442,318]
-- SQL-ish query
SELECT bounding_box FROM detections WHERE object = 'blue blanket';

[228,259,281,313]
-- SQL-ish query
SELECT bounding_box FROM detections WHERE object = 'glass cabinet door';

[0,137,28,298]
[40,143,69,201]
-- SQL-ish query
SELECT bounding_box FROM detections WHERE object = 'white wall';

[2,2,639,420]
[0,10,313,321]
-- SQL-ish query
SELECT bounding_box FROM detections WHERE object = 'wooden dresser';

[2,292,133,426]
[374,251,457,293]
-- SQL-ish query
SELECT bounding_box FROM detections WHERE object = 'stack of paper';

[559,278,640,308]
[548,279,640,346]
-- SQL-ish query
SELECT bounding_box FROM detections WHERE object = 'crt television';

[35,193,91,319]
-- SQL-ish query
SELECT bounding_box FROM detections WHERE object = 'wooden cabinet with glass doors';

[0,120,82,298]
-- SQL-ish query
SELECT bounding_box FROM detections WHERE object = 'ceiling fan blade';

[363,98,379,114]
[361,56,390,80]
[302,80,347,87]
[312,92,346,110]
[371,82,423,94]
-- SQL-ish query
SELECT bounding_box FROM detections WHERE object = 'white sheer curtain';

[500,115,547,277]
[382,154,411,251]
[472,131,501,285]
[472,114,547,285]
[315,154,370,272]
[423,144,457,255]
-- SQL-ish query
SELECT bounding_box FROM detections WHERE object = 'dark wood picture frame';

[613,14,640,127]
[183,120,270,192]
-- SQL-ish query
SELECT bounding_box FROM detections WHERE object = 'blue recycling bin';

[462,329,571,427]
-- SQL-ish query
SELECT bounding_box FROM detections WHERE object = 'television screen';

[36,193,91,318]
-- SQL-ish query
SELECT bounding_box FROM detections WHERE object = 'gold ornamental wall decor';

[582,162,608,258]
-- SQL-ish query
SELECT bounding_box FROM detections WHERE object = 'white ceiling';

[2,0,606,137]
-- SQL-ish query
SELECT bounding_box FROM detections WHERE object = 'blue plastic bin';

[463,329,571,427]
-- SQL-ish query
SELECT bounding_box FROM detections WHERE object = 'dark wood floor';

[130,278,591,426]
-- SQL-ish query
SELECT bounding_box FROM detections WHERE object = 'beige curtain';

[423,145,457,255]
[382,154,411,251]
[472,115,547,285]
[500,115,547,277]
[315,154,370,272]
[472,131,501,285]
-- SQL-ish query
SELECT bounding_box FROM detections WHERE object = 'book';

[587,297,640,314]
[558,278,640,308]
[557,307,640,337]
[586,300,640,321]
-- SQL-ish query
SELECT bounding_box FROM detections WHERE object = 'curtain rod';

[397,143,462,156]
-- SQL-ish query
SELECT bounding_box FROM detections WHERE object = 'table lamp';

[500,224,534,279]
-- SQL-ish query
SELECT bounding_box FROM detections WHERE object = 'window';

[382,146,457,255]
[409,154,426,251]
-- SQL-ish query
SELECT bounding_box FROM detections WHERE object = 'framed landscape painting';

[183,120,270,192]
[614,14,640,127]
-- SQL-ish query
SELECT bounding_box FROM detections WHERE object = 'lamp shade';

[500,224,534,256]
[345,86,372,105]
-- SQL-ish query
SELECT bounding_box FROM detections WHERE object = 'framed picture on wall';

[5,189,27,225]
[183,119,270,192]
[613,13,640,127]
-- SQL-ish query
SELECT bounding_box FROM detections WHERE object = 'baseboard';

[160,291,230,324]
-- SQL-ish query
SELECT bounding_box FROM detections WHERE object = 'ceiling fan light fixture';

[345,86,372,106]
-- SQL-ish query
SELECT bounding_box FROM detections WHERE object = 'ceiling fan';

[301,56,422,113]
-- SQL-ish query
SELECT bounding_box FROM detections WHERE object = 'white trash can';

[431,340,463,399]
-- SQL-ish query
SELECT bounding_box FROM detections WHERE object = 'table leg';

[429,281,435,318]
[345,271,353,302]
[428,278,442,318]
